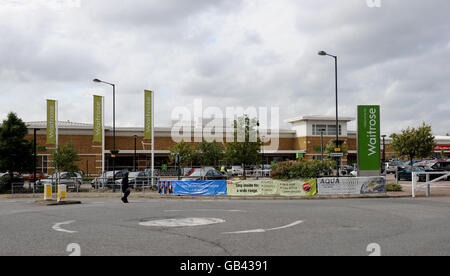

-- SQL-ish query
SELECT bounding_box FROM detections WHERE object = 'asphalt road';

[0,197,449,256]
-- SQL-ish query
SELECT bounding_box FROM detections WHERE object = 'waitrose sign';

[357,105,380,176]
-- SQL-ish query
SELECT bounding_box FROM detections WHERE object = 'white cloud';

[0,0,449,136]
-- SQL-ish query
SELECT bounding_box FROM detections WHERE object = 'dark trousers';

[122,189,130,202]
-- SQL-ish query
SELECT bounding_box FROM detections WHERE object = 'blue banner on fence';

[172,180,227,196]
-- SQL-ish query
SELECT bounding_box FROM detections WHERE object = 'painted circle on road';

[139,218,225,228]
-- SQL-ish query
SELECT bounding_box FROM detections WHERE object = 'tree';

[224,115,262,178]
[390,122,436,165]
[52,142,81,172]
[324,141,348,159]
[197,139,224,167]
[0,113,33,190]
[168,141,197,167]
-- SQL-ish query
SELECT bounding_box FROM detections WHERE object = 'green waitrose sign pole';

[357,105,381,176]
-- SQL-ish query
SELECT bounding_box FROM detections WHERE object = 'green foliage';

[52,142,81,172]
[390,122,436,165]
[169,141,197,167]
[224,115,261,168]
[270,160,333,179]
[323,141,348,159]
[0,113,33,191]
[197,140,224,167]
[386,182,403,192]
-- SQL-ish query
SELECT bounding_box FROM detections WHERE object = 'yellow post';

[58,185,67,202]
[44,184,52,201]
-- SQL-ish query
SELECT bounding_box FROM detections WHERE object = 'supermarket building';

[26,116,450,175]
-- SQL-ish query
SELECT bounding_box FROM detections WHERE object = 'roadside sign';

[357,105,381,176]
[334,148,341,152]
[330,153,344,157]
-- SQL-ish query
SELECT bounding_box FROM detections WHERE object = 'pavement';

[0,196,449,256]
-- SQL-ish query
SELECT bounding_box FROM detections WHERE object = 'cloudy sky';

[0,0,449,135]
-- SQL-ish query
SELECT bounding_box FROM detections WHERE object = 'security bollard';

[44,184,52,201]
[58,185,67,202]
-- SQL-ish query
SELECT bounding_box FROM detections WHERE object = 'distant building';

[25,116,450,175]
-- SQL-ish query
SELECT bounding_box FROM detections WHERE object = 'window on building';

[312,124,342,136]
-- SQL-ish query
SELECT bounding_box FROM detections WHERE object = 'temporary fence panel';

[166,180,227,196]
[317,177,386,195]
[227,179,317,197]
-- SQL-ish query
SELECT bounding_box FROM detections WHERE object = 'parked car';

[386,160,405,174]
[28,173,45,181]
[397,166,426,181]
[91,170,128,188]
[182,168,227,181]
[115,171,151,187]
[231,166,243,176]
[37,172,82,189]
[340,165,354,176]
[425,160,450,181]
[0,172,25,187]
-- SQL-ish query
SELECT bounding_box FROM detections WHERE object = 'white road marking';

[52,221,78,234]
[139,218,226,227]
[222,220,304,234]
[165,209,246,213]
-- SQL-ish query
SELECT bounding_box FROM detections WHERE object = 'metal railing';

[412,171,450,198]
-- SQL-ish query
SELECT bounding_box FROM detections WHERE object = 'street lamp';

[261,136,265,169]
[93,78,119,191]
[33,128,40,192]
[134,135,138,172]
[382,135,387,174]
[318,50,340,177]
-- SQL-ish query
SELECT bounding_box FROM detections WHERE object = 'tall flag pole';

[144,90,154,186]
[47,99,58,196]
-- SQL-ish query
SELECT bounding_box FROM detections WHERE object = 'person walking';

[121,172,130,203]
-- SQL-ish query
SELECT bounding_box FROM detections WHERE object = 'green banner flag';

[46,100,57,145]
[144,90,153,139]
[93,95,103,143]
[357,105,381,175]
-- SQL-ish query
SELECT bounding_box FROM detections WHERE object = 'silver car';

[37,172,82,189]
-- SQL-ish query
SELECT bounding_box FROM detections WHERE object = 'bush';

[270,160,333,179]
[386,182,403,192]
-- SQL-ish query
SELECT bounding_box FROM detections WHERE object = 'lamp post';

[93,79,119,191]
[134,135,138,172]
[318,51,340,177]
[33,128,40,192]
[320,130,324,161]
[382,135,386,175]
[261,135,265,169]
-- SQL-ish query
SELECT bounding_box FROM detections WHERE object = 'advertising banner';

[46,99,57,145]
[173,180,227,196]
[317,177,386,195]
[93,95,103,143]
[357,105,381,176]
[144,90,153,139]
[227,179,317,197]
[278,179,317,197]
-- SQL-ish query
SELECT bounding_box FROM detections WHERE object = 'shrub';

[270,160,333,179]
[386,182,403,192]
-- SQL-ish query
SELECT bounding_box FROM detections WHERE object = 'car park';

[425,160,450,181]
[397,166,426,181]
[182,168,227,181]
[115,171,151,187]
[386,160,406,174]
[91,170,128,188]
